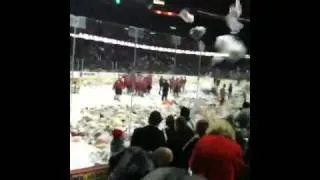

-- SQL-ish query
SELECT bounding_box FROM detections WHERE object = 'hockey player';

[113,78,125,101]
[219,84,226,105]
[162,79,170,101]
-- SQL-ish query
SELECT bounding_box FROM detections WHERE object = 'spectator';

[182,120,209,169]
[152,147,174,167]
[163,115,175,142]
[237,138,250,180]
[244,138,250,164]
[110,128,125,157]
[180,106,195,130]
[226,114,248,152]
[167,116,194,169]
[108,146,155,180]
[141,167,189,180]
[235,102,250,129]
[131,111,166,151]
[233,102,250,152]
[195,120,209,137]
[189,119,244,180]
[142,147,191,180]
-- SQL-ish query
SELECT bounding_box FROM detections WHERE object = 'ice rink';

[70,76,249,170]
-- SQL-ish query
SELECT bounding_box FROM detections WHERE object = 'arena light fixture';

[153,0,165,6]
[154,10,162,14]
[152,9,177,17]
[114,0,121,5]
[70,32,250,59]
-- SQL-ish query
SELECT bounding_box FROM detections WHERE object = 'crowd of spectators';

[107,102,250,180]
[71,38,249,79]
[70,19,250,80]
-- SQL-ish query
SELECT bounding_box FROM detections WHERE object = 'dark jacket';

[182,135,200,169]
[167,128,194,169]
[162,82,169,92]
[164,128,175,142]
[108,146,155,180]
[159,77,164,86]
[131,125,166,152]
[234,108,250,129]
[110,138,125,157]
[236,165,250,180]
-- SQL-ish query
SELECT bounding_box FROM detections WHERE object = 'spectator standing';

[190,119,244,180]
[108,146,155,180]
[110,129,125,157]
[163,115,175,142]
[180,106,195,130]
[130,111,166,151]
[181,120,209,169]
[167,116,194,169]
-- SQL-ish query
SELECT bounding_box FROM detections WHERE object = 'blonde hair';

[201,106,236,140]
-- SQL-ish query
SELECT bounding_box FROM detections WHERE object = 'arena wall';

[70,165,108,180]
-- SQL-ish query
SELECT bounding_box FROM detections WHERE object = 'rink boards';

[70,71,223,85]
[70,165,108,180]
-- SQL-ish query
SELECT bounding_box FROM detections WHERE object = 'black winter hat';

[242,102,250,108]
[148,111,163,126]
[180,106,190,121]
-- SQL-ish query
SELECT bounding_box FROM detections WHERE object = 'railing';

[70,165,108,180]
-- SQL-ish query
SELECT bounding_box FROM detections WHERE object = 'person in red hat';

[189,119,244,180]
[110,129,125,156]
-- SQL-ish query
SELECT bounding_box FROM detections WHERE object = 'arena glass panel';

[198,55,251,117]
[70,15,203,172]
[70,17,135,171]
[127,27,204,132]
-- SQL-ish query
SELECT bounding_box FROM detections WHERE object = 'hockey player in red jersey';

[135,75,144,97]
[124,72,136,94]
[113,77,125,101]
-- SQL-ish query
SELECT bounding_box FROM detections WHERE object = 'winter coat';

[234,108,250,129]
[110,138,125,157]
[131,125,166,152]
[108,146,155,180]
[167,128,194,169]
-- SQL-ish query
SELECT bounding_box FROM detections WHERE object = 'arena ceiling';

[70,0,250,52]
